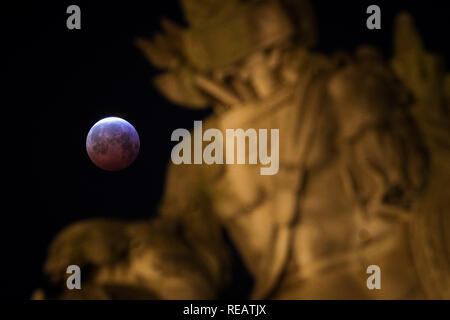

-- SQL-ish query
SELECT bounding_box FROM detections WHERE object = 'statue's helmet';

[179,0,317,71]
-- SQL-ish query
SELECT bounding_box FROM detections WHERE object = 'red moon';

[86,117,140,171]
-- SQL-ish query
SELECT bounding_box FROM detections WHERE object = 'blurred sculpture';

[38,0,450,299]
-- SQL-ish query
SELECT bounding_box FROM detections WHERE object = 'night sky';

[5,0,450,299]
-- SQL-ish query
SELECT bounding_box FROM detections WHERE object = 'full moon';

[86,117,140,171]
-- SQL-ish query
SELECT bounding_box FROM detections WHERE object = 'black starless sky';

[4,0,450,299]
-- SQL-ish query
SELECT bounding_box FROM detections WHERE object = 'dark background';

[5,0,450,299]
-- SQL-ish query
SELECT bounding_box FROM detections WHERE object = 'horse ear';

[391,12,446,115]
[279,0,317,48]
[392,12,423,55]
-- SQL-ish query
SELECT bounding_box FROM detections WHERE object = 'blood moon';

[86,117,140,171]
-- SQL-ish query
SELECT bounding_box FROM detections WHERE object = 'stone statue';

[36,0,450,299]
